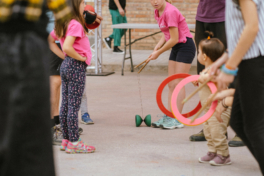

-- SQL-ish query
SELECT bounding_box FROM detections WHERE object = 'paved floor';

[53,68,261,176]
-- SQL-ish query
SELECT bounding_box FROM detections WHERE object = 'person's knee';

[50,76,61,87]
[168,82,176,91]
[168,80,180,90]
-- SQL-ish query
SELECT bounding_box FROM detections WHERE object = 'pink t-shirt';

[50,19,92,65]
[154,2,193,43]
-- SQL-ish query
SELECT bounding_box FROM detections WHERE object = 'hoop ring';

[156,73,202,118]
[171,75,218,126]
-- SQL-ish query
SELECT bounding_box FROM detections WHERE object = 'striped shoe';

[60,139,69,151]
[65,139,95,154]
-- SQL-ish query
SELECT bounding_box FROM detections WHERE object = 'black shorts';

[169,37,196,64]
[49,43,63,76]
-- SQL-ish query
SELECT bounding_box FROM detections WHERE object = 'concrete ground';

[54,66,261,176]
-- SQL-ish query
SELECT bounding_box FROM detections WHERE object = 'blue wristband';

[221,64,238,76]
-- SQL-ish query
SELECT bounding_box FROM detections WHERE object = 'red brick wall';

[87,0,199,50]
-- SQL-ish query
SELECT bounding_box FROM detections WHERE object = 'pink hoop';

[171,75,218,126]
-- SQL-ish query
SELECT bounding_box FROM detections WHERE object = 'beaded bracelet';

[221,64,238,76]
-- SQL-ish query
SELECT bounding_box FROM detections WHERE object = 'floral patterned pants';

[60,56,86,142]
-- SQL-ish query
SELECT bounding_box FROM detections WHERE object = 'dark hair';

[55,0,88,38]
[199,32,225,62]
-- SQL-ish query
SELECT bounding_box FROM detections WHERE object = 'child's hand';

[198,73,210,83]
[147,51,160,62]
[215,102,227,123]
[81,56,87,62]
[192,81,199,87]
[94,14,103,24]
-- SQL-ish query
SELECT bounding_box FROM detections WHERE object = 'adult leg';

[80,81,88,116]
[168,61,191,113]
[109,10,123,47]
[208,22,227,48]
[195,20,206,74]
[49,43,63,126]
[160,61,192,129]
[230,81,254,155]
[232,57,264,174]
[119,15,127,40]
[192,21,227,141]
[50,75,61,118]
[50,75,63,145]
[80,81,94,125]
[0,33,55,176]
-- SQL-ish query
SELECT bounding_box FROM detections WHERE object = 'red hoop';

[156,73,202,118]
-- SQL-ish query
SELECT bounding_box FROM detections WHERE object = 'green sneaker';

[151,115,170,128]
[189,130,206,141]
[190,130,228,142]
[228,135,245,147]
[161,118,184,129]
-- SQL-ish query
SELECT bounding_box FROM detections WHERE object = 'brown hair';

[199,31,225,62]
[55,0,88,38]
[165,0,172,3]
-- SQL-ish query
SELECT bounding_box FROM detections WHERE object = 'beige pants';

[204,107,231,156]
[199,83,231,157]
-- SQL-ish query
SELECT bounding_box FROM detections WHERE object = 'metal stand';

[121,30,162,76]
[86,0,115,76]
[121,29,134,76]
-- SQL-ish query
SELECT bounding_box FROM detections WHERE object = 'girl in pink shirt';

[48,0,95,154]
[149,0,196,129]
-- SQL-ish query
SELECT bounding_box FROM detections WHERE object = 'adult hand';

[147,51,160,62]
[210,53,229,76]
[206,91,223,106]
[216,71,235,91]
[119,8,125,17]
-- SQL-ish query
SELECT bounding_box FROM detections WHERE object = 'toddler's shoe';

[65,139,95,154]
[198,152,216,163]
[210,154,232,166]
[60,139,69,151]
